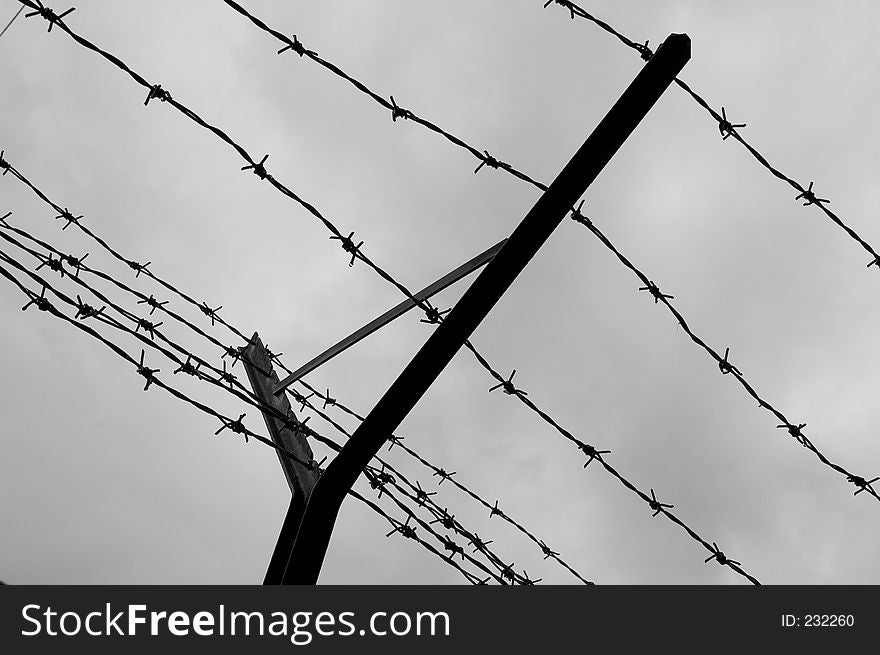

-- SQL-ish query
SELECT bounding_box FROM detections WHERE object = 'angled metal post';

[240,333,319,584]
[273,238,507,393]
[284,34,691,584]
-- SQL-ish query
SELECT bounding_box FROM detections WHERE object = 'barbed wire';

[0,249,499,585]
[0,211,566,586]
[0,209,535,583]
[14,0,441,319]
[0,153,251,346]
[211,1,879,508]
[539,0,880,268]
[291,375,593,584]
[220,0,547,191]
[7,5,770,582]
[293,385,579,585]
[0,158,580,583]
[348,487,485,584]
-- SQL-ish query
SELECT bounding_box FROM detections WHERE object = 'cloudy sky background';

[1,0,879,584]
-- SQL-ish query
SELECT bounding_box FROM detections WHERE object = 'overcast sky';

[1,0,879,585]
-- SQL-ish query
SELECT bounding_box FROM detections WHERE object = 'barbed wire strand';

[220,0,547,191]
[0,157,251,345]
[539,0,880,266]
[13,0,442,319]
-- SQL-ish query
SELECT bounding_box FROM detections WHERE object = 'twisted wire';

[539,0,880,267]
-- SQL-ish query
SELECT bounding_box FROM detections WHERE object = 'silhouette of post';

[283,33,691,584]
[240,333,319,584]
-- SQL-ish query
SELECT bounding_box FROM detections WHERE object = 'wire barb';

[429,508,457,532]
[776,422,808,446]
[144,84,171,106]
[413,481,436,506]
[389,95,413,122]
[365,465,395,499]
[198,301,222,325]
[543,0,577,20]
[24,2,75,33]
[127,259,150,278]
[241,154,269,180]
[638,280,673,304]
[135,349,158,391]
[277,34,308,57]
[474,150,504,175]
[173,354,201,377]
[795,181,829,207]
[539,540,559,560]
[134,317,162,340]
[219,360,237,389]
[579,441,611,468]
[488,369,527,396]
[648,488,674,516]
[441,536,465,560]
[470,533,493,554]
[215,413,248,442]
[0,150,9,176]
[36,254,65,278]
[262,343,283,363]
[385,515,417,540]
[62,251,88,277]
[289,389,314,412]
[718,106,746,140]
[521,571,542,585]
[329,231,364,267]
[500,562,517,583]
[222,344,243,366]
[55,207,82,231]
[432,468,456,485]
[21,285,52,312]
[846,475,879,496]
[718,347,741,375]
[704,542,740,567]
[74,294,104,320]
[136,294,168,316]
